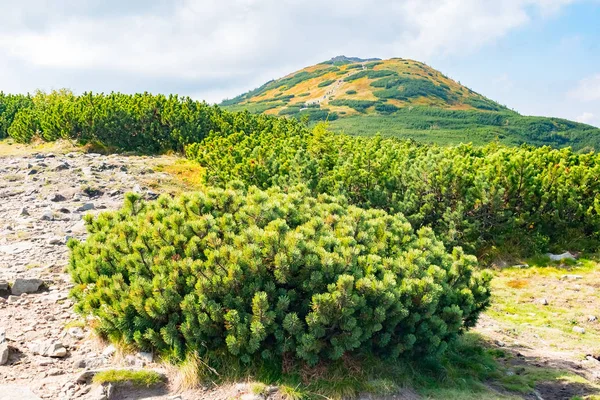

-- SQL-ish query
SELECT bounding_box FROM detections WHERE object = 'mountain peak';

[221,57,507,116]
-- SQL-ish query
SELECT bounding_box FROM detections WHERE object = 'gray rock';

[50,193,67,202]
[537,298,549,306]
[77,203,95,212]
[573,326,586,334]
[29,339,68,358]
[0,280,8,296]
[67,327,85,340]
[0,327,5,344]
[11,278,43,295]
[86,384,108,400]
[589,315,598,322]
[19,207,30,216]
[54,162,70,171]
[7,295,20,304]
[240,394,263,400]
[0,342,8,365]
[562,274,583,280]
[137,351,153,363]
[48,237,64,245]
[547,251,577,261]
[102,344,116,357]
[41,211,54,221]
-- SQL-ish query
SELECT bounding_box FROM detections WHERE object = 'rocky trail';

[0,150,278,400]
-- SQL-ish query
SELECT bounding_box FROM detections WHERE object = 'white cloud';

[0,0,585,101]
[569,74,600,102]
[575,112,597,125]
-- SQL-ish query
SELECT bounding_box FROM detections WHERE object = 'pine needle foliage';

[68,185,491,365]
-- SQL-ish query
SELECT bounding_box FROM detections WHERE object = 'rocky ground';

[1,144,599,400]
[0,150,279,400]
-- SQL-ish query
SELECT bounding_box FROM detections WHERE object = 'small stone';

[562,274,583,280]
[137,351,153,363]
[73,358,87,369]
[41,211,54,221]
[7,295,20,304]
[588,315,598,322]
[19,207,30,216]
[49,193,67,202]
[77,203,95,212]
[67,327,85,340]
[537,298,548,306]
[48,237,64,245]
[102,344,116,357]
[573,326,586,334]
[240,394,262,400]
[547,252,577,261]
[11,278,43,295]
[54,162,70,171]
[0,280,8,295]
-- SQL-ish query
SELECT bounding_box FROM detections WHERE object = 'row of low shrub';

[329,99,378,113]
[69,186,491,365]
[0,90,308,153]
[188,125,600,257]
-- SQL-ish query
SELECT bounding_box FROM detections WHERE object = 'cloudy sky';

[0,0,598,126]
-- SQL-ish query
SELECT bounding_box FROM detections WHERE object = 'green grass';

[172,333,581,399]
[92,369,165,387]
[326,108,600,150]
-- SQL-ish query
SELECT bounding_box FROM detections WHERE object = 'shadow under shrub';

[68,185,491,365]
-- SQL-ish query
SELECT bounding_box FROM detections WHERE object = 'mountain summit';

[222,57,600,149]
[222,56,507,118]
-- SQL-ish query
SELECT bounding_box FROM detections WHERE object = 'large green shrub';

[68,186,491,365]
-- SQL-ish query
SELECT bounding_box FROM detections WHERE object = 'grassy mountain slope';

[222,56,600,149]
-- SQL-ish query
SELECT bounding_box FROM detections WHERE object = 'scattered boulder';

[77,203,95,212]
[537,298,549,306]
[0,280,9,296]
[67,327,85,340]
[19,207,30,216]
[11,278,43,295]
[547,252,577,261]
[41,211,54,221]
[29,339,68,358]
[102,344,117,357]
[573,326,586,334]
[50,193,67,202]
[588,315,598,323]
[0,342,8,365]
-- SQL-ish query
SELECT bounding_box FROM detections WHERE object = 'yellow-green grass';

[0,138,79,157]
[484,258,600,357]
[92,369,165,387]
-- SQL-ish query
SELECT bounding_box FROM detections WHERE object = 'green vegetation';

[344,69,398,82]
[92,369,165,387]
[317,79,336,88]
[0,90,305,153]
[345,90,357,95]
[328,108,600,149]
[69,185,491,365]
[189,125,600,257]
[329,99,377,112]
[372,77,452,101]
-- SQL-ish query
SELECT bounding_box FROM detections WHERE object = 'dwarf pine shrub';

[68,185,491,365]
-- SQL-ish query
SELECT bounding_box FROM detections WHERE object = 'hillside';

[222,56,600,149]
